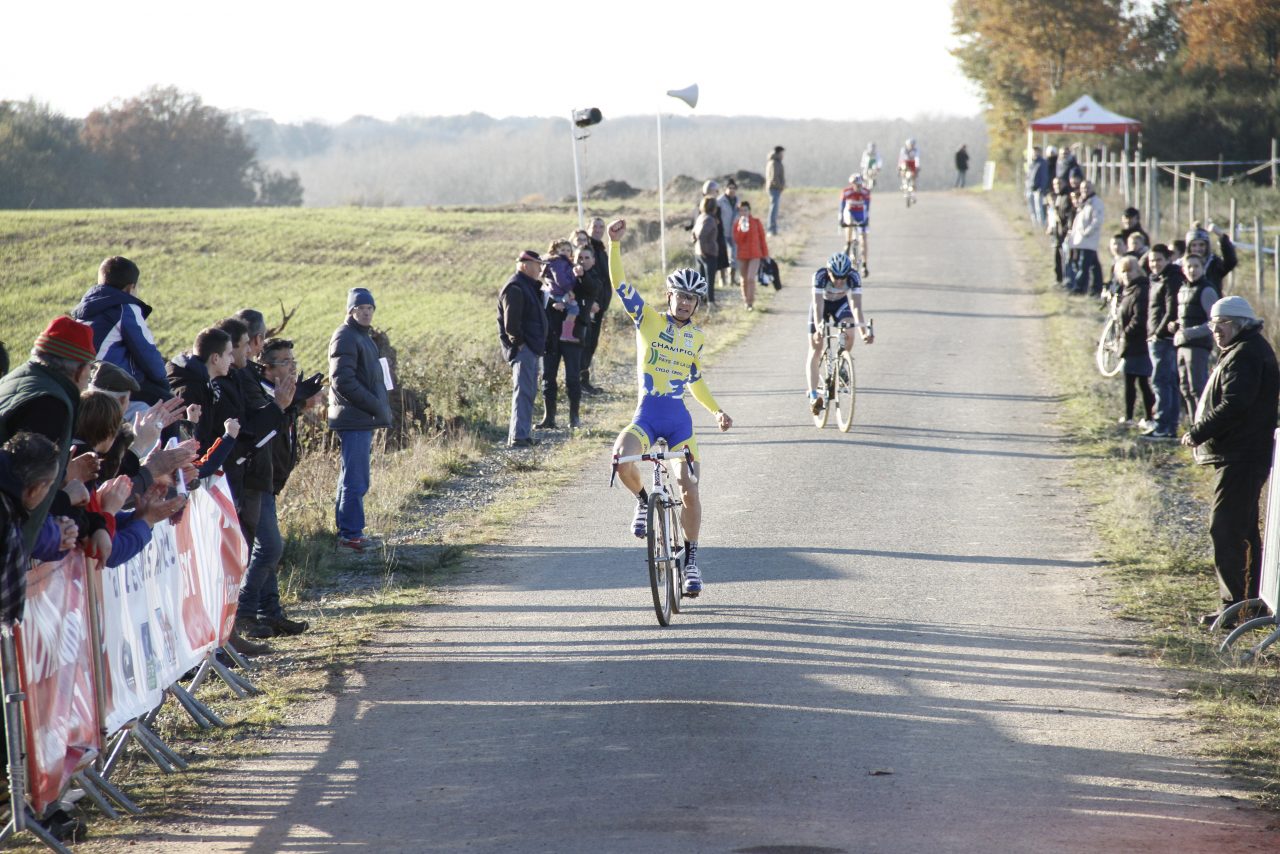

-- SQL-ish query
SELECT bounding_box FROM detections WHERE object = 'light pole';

[657,84,698,276]
[570,107,603,230]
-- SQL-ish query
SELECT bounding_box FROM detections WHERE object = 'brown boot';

[228,630,272,656]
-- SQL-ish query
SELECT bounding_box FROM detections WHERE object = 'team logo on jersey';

[683,330,694,347]
[658,323,675,345]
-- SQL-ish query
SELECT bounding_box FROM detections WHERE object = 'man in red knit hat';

[0,315,97,548]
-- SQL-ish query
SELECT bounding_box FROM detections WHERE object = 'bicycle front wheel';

[1096,316,1123,378]
[646,493,673,626]
[669,504,685,614]
[835,350,857,431]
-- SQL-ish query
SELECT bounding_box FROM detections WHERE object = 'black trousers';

[1209,460,1271,604]
[579,296,610,383]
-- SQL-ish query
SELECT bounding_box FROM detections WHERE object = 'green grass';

[988,186,1280,808]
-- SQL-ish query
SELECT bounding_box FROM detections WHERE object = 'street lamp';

[657,84,698,276]
[570,107,603,229]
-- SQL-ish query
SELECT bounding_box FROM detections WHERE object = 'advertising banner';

[16,553,100,815]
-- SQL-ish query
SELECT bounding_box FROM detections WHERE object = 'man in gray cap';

[1182,295,1280,627]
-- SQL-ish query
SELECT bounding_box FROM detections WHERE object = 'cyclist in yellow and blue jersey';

[607,219,732,597]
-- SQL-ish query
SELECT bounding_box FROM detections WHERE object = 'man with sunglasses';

[606,219,732,597]
[807,252,874,414]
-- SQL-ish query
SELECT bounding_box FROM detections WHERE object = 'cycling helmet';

[866,142,877,153]
[666,267,709,299]
[826,252,854,278]
[852,174,865,186]
[905,137,916,148]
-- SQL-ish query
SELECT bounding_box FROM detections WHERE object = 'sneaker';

[260,613,309,636]
[534,417,557,430]
[682,561,703,597]
[808,392,824,415]
[1137,418,1156,433]
[508,437,539,448]
[337,536,367,553]
[41,808,87,843]
[234,615,275,639]
[1139,431,1177,442]
[1117,418,1136,427]
[631,501,647,539]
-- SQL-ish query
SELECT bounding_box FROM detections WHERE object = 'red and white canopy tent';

[1029,95,1142,151]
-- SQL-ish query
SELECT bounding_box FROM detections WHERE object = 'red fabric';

[732,215,770,260]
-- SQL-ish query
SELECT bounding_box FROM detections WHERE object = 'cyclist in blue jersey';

[807,252,874,414]
[607,219,732,597]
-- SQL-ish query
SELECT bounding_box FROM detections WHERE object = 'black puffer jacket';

[327,317,392,432]
[1189,324,1280,465]
[1119,276,1150,359]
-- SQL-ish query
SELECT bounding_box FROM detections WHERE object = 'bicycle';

[812,317,869,432]
[1095,281,1123,378]
[899,168,917,207]
[611,440,692,626]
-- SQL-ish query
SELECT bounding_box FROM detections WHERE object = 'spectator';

[700,180,729,300]
[732,199,770,311]
[716,180,740,292]
[239,337,320,639]
[1141,244,1184,441]
[1046,176,1073,287]
[1116,256,1154,429]
[1056,143,1082,183]
[499,251,549,448]
[1119,207,1150,247]
[0,341,8,378]
[1181,296,1280,627]
[1171,239,1187,264]
[955,144,970,188]
[1173,254,1220,422]
[765,146,785,235]
[579,218,611,396]
[71,256,172,415]
[542,240,580,344]
[1025,147,1049,226]
[0,432,63,626]
[1126,231,1148,262]
[168,327,236,456]
[1185,222,1237,292]
[692,197,719,299]
[0,316,96,548]
[1105,232,1127,294]
[538,240,595,431]
[1044,145,1059,185]
[1068,179,1104,296]
[328,288,392,552]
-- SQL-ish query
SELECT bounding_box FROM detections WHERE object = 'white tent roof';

[1030,95,1141,135]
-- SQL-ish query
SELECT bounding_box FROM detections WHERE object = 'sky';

[4,0,984,124]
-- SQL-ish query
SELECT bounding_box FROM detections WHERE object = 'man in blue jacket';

[72,257,172,414]
[328,288,392,552]
[1025,147,1050,228]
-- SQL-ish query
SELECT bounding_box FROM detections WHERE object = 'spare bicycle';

[612,440,692,626]
[1095,281,1123,378]
[812,317,869,432]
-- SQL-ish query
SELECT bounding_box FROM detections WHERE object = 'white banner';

[1260,429,1280,615]
[99,478,247,733]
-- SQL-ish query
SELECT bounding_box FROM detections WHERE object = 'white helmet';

[905,138,916,148]
[866,142,876,153]
[665,268,708,300]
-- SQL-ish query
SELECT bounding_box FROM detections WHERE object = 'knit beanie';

[347,288,376,312]
[35,316,96,365]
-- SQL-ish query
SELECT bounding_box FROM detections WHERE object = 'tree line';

[953,0,1280,169]
[0,86,303,209]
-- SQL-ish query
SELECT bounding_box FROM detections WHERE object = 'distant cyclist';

[839,173,872,277]
[860,143,882,189]
[607,219,733,597]
[898,138,920,201]
[807,252,874,414]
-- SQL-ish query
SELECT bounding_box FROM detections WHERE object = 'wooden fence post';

[1203,183,1210,228]
[1172,166,1180,233]
[1228,197,1237,292]
[1152,161,1161,242]
[1274,235,1279,304]
[1189,174,1197,228]
[1256,217,1264,296]
[1122,148,1130,205]
[1272,138,1278,189]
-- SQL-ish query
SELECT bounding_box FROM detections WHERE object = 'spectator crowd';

[1028,146,1280,631]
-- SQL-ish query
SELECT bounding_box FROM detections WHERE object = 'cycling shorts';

[623,395,699,461]
[808,299,853,334]
[842,209,869,230]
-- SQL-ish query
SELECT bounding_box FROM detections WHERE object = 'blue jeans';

[1026,190,1044,227]
[335,429,373,540]
[1148,338,1180,434]
[1072,248,1102,295]
[767,188,782,234]
[508,346,540,443]
[240,491,283,619]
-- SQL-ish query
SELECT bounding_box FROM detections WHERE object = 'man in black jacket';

[1182,296,1280,626]
[498,251,549,447]
[329,288,392,551]
[1141,245,1184,440]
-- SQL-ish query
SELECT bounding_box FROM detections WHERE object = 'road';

[115,192,1276,852]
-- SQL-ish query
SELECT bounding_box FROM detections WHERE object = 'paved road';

[120,193,1275,852]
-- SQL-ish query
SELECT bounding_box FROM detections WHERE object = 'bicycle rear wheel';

[835,350,857,431]
[646,493,673,626]
[1096,316,1123,378]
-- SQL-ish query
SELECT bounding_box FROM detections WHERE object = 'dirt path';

[94,191,1277,852]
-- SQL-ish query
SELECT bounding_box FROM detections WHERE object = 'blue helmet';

[827,252,854,279]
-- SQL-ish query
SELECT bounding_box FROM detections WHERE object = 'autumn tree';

[1181,0,1280,77]
[0,100,100,208]
[80,86,257,206]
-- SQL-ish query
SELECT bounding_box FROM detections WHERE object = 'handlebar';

[610,446,694,487]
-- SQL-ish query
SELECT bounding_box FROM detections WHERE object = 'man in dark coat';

[328,288,392,550]
[1182,296,1280,627]
[498,250,549,447]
